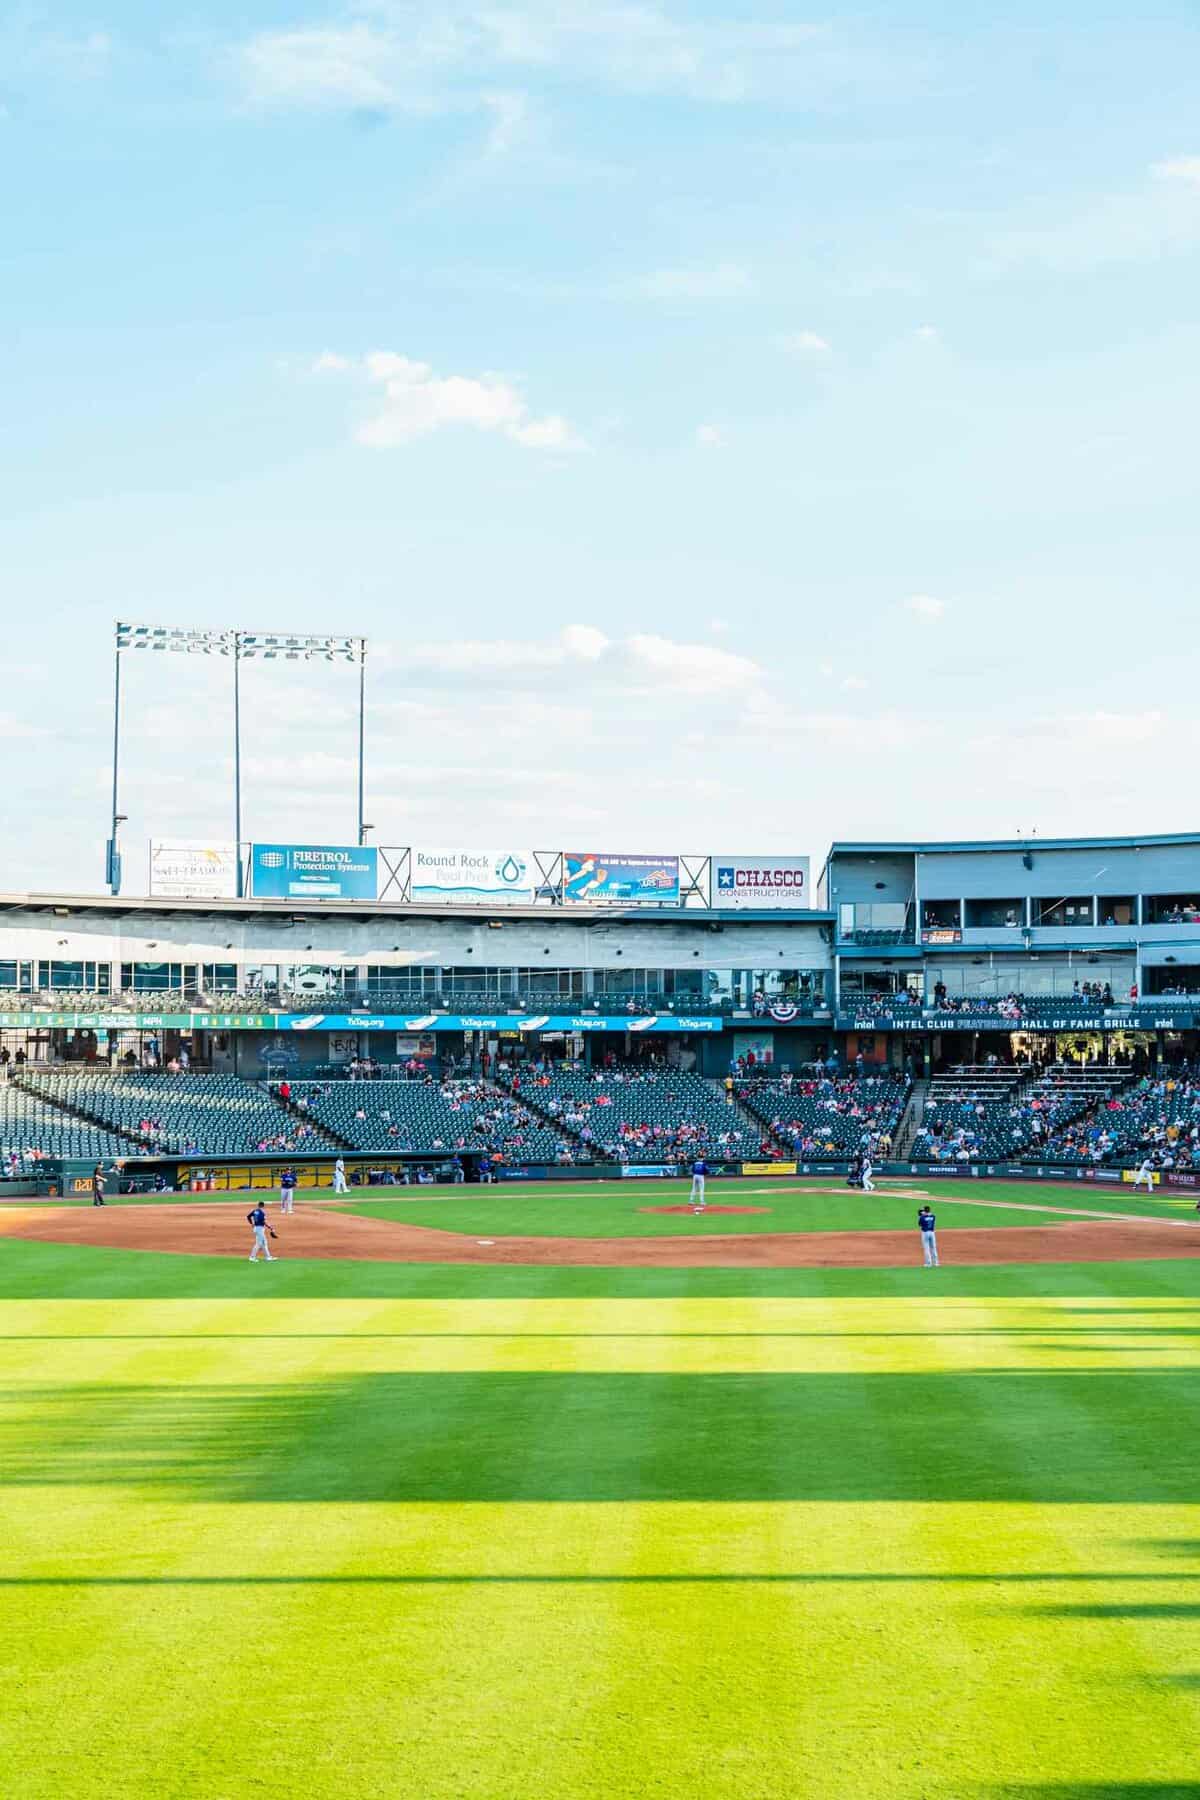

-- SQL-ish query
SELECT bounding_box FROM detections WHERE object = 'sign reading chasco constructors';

[563,852,680,904]
[713,855,810,908]
[410,848,534,905]
[250,843,378,900]
[149,839,239,899]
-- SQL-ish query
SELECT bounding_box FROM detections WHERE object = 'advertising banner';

[733,1031,775,1066]
[563,852,679,904]
[250,843,378,901]
[1122,1168,1161,1186]
[836,1006,1191,1033]
[621,1164,676,1177]
[0,1009,726,1033]
[149,839,238,900]
[713,855,809,908]
[742,1161,798,1177]
[410,848,534,905]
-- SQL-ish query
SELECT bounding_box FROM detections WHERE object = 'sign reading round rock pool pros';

[410,848,534,905]
[713,856,809,908]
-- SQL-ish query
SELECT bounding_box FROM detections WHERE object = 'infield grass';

[1,1232,1199,1798]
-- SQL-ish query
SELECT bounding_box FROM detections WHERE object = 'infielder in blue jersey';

[279,1167,298,1214]
[690,1156,708,1212]
[247,1202,277,1262]
[918,1204,938,1267]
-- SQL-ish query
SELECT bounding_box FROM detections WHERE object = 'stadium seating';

[21,1072,338,1156]
[1033,1069,1193,1166]
[0,1084,130,1162]
[909,1070,1024,1161]
[285,1079,569,1162]
[504,1069,759,1163]
[737,1073,911,1159]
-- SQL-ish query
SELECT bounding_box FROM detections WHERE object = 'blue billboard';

[563,852,680,904]
[275,1013,725,1033]
[250,843,378,900]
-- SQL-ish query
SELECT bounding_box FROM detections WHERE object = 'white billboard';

[713,855,810,909]
[149,839,239,900]
[411,848,534,905]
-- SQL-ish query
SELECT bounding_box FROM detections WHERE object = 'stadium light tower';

[110,624,368,896]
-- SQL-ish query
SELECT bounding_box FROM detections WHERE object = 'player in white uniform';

[332,1156,348,1194]
[1133,1156,1156,1192]
[690,1157,708,1212]
[861,1156,875,1193]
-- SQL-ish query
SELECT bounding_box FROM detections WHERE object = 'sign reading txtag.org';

[713,855,809,909]
[250,843,378,901]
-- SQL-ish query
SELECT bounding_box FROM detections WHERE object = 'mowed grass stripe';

[3,1295,1200,1378]
[4,1367,1200,1503]
[6,1236,1200,1301]
[2,1269,1200,1797]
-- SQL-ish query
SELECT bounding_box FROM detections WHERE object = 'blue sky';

[3,1,1199,893]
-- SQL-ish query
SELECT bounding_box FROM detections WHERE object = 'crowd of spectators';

[1035,1070,1200,1167]
[498,1065,748,1166]
[737,1071,910,1159]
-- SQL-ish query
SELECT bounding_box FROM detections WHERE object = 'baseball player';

[690,1155,708,1212]
[279,1167,298,1214]
[247,1201,277,1262]
[332,1155,348,1195]
[1133,1156,1157,1192]
[91,1164,107,1207]
[861,1154,875,1193]
[918,1204,939,1267]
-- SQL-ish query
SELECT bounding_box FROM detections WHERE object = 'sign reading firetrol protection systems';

[411,848,534,905]
[713,855,810,908]
[250,844,378,900]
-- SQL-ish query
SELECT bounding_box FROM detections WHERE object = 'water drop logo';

[496,853,527,888]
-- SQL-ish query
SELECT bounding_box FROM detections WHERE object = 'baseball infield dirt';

[5,1202,1200,1267]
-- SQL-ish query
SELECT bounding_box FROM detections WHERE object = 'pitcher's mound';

[639,1204,771,1216]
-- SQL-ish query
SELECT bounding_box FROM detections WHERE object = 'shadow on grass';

[987,1788,1200,1798]
[4,1369,1200,1502]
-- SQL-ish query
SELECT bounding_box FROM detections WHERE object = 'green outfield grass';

[332,1182,1081,1234]
[1,1224,1199,1797]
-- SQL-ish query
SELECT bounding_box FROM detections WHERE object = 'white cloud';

[400,623,760,696]
[981,161,1200,276]
[904,593,947,620]
[234,7,853,112]
[709,617,729,634]
[779,329,830,354]
[313,350,584,451]
[695,423,724,449]
[1153,156,1200,187]
[640,263,754,300]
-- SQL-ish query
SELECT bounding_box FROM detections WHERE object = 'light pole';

[112,625,367,896]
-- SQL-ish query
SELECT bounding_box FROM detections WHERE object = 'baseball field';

[2,1176,1199,1799]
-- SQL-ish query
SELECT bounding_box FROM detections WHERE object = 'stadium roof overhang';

[0,892,834,927]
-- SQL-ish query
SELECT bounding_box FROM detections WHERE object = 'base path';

[6,1202,1200,1268]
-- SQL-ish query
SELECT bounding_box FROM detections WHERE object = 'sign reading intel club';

[250,843,378,901]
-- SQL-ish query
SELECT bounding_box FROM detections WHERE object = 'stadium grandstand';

[2,829,1200,1187]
